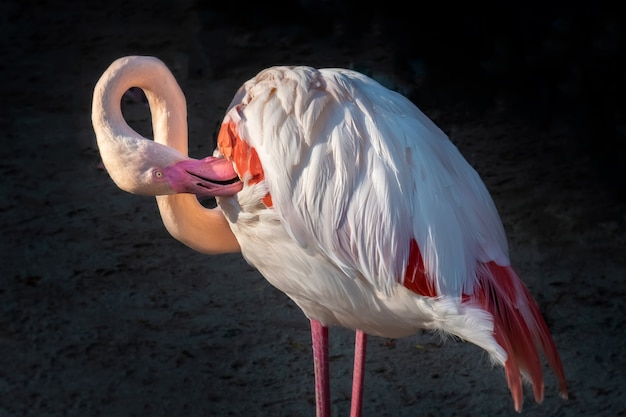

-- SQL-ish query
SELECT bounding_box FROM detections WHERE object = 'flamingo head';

[100,139,243,199]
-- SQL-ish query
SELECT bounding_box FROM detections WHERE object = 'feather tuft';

[467,262,568,412]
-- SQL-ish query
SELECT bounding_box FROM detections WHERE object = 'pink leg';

[350,330,367,417]
[311,319,331,417]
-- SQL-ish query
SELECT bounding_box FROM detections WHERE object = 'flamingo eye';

[153,170,163,179]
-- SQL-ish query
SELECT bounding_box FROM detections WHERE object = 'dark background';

[207,1,626,199]
[1,1,624,416]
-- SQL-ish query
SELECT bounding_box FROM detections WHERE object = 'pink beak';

[163,156,243,198]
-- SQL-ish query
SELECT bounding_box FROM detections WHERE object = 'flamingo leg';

[311,319,331,417]
[350,330,367,417]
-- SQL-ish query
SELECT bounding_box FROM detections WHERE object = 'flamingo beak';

[162,157,243,198]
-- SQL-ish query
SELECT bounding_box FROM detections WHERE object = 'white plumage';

[219,66,505,344]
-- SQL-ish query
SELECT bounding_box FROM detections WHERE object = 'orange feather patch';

[217,120,273,207]
[403,239,437,297]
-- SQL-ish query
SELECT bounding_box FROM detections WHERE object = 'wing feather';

[227,66,510,298]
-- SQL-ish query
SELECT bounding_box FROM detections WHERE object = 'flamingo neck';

[92,56,240,254]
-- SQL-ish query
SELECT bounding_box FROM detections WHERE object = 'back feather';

[224,66,509,298]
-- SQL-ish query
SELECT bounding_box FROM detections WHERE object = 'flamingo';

[92,56,568,416]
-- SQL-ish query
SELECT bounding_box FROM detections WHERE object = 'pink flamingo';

[92,56,568,416]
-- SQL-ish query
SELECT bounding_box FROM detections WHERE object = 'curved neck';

[92,56,240,254]
[93,56,188,150]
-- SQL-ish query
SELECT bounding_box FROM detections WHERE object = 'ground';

[0,2,624,417]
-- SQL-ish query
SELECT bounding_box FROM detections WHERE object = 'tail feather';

[469,262,568,412]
